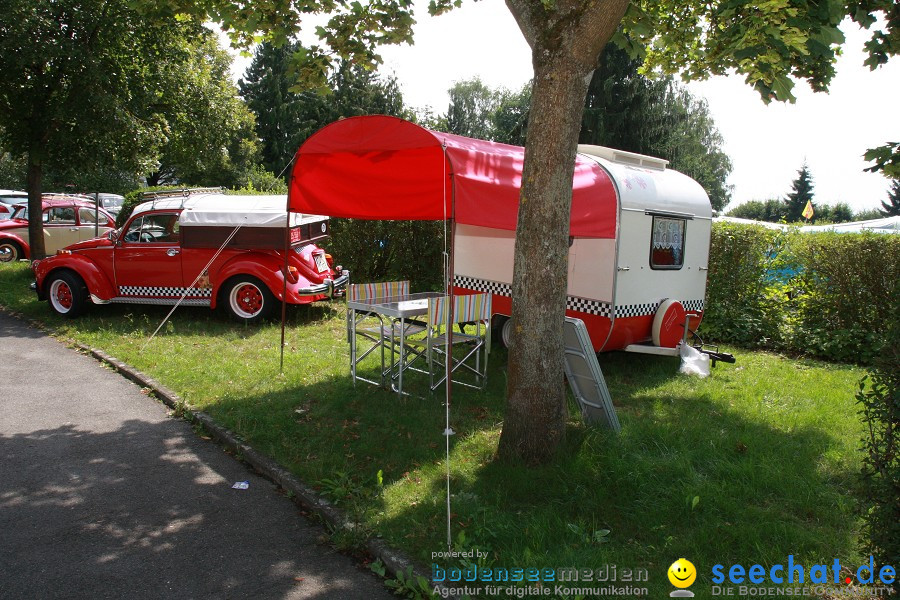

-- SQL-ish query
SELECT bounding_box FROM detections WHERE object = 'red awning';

[289,115,617,238]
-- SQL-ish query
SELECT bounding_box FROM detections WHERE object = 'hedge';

[856,284,900,571]
[703,222,900,364]
[328,219,446,292]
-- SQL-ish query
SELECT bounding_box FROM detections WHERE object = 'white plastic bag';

[679,343,711,378]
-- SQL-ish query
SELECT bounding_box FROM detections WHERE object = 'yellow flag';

[802,200,814,220]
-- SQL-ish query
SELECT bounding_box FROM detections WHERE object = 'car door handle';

[166,248,180,257]
[70,228,79,231]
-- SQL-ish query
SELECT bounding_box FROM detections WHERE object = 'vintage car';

[72,192,126,216]
[0,189,28,220]
[30,190,349,323]
[0,196,115,262]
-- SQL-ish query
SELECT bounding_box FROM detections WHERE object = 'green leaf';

[770,75,796,103]
[734,46,761,60]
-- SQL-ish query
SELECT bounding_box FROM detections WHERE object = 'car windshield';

[11,206,27,220]
[0,195,27,206]
[102,195,124,208]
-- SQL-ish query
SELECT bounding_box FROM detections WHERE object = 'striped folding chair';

[347,281,424,386]
[406,293,492,391]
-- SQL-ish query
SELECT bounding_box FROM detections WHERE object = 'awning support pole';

[281,159,295,374]
[443,144,455,551]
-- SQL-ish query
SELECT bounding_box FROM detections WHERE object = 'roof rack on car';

[139,187,226,210]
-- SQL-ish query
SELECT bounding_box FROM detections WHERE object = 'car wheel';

[0,241,21,263]
[223,276,275,324]
[47,271,88,318]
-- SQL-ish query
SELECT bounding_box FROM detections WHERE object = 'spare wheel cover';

[652,298,686,348]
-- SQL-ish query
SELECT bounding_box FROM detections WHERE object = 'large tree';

[240,46,405,175]
[579,44,733,211]
[240,42,327,175]
[138,0,896,463]
[446,78,501,140]
[445,54,734,207]
[147,32,261,189]
[0,0,200,258]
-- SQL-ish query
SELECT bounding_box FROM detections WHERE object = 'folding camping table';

[347,291,444,396]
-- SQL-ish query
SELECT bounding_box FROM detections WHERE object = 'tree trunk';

[26,150,45,260]
[498,0,629,464]
[497,58,592,464]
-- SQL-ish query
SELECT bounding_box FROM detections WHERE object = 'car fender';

[0,231,30,259]
[36,254,116,301]
[211,253,285,309]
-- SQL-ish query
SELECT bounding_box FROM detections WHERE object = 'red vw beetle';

[31,189,349,323]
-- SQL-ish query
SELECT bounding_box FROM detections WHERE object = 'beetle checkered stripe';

[120,285,212,298]
[110,297,211,306]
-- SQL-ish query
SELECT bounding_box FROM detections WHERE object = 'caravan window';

[650,217,685,269]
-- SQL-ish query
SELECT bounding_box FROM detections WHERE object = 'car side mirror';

[108,230,119,244]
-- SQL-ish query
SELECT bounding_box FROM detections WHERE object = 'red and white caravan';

[32,190,349,323]
[289,116,711,353]
[453,145,711,352]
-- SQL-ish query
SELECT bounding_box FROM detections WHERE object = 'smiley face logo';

[668,558,697,588]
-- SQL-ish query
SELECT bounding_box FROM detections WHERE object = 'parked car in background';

[31,190,349,323]
[0,190,28,220]
[0,197,115,262]
[73,193,126,216]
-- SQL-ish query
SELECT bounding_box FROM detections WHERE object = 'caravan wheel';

[501,317,515,349]
[491,316,513,349]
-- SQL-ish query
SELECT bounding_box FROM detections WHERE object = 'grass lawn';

[0,262,870,599]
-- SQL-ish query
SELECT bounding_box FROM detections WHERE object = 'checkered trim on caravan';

[454,275,704,320]
[614,303,657,318]
[566,296,612,317]
[454,275,511,297]
[120,286,212,298]
[682,299,705,313]
[615,299,705,318]
[455,275,612,317]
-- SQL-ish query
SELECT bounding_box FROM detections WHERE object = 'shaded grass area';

[1,263,866,598]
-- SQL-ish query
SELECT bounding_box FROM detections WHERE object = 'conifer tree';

[880,180,900,217]
[786,164,815,222]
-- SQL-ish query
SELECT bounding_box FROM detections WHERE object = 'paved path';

[0,311,392,599]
